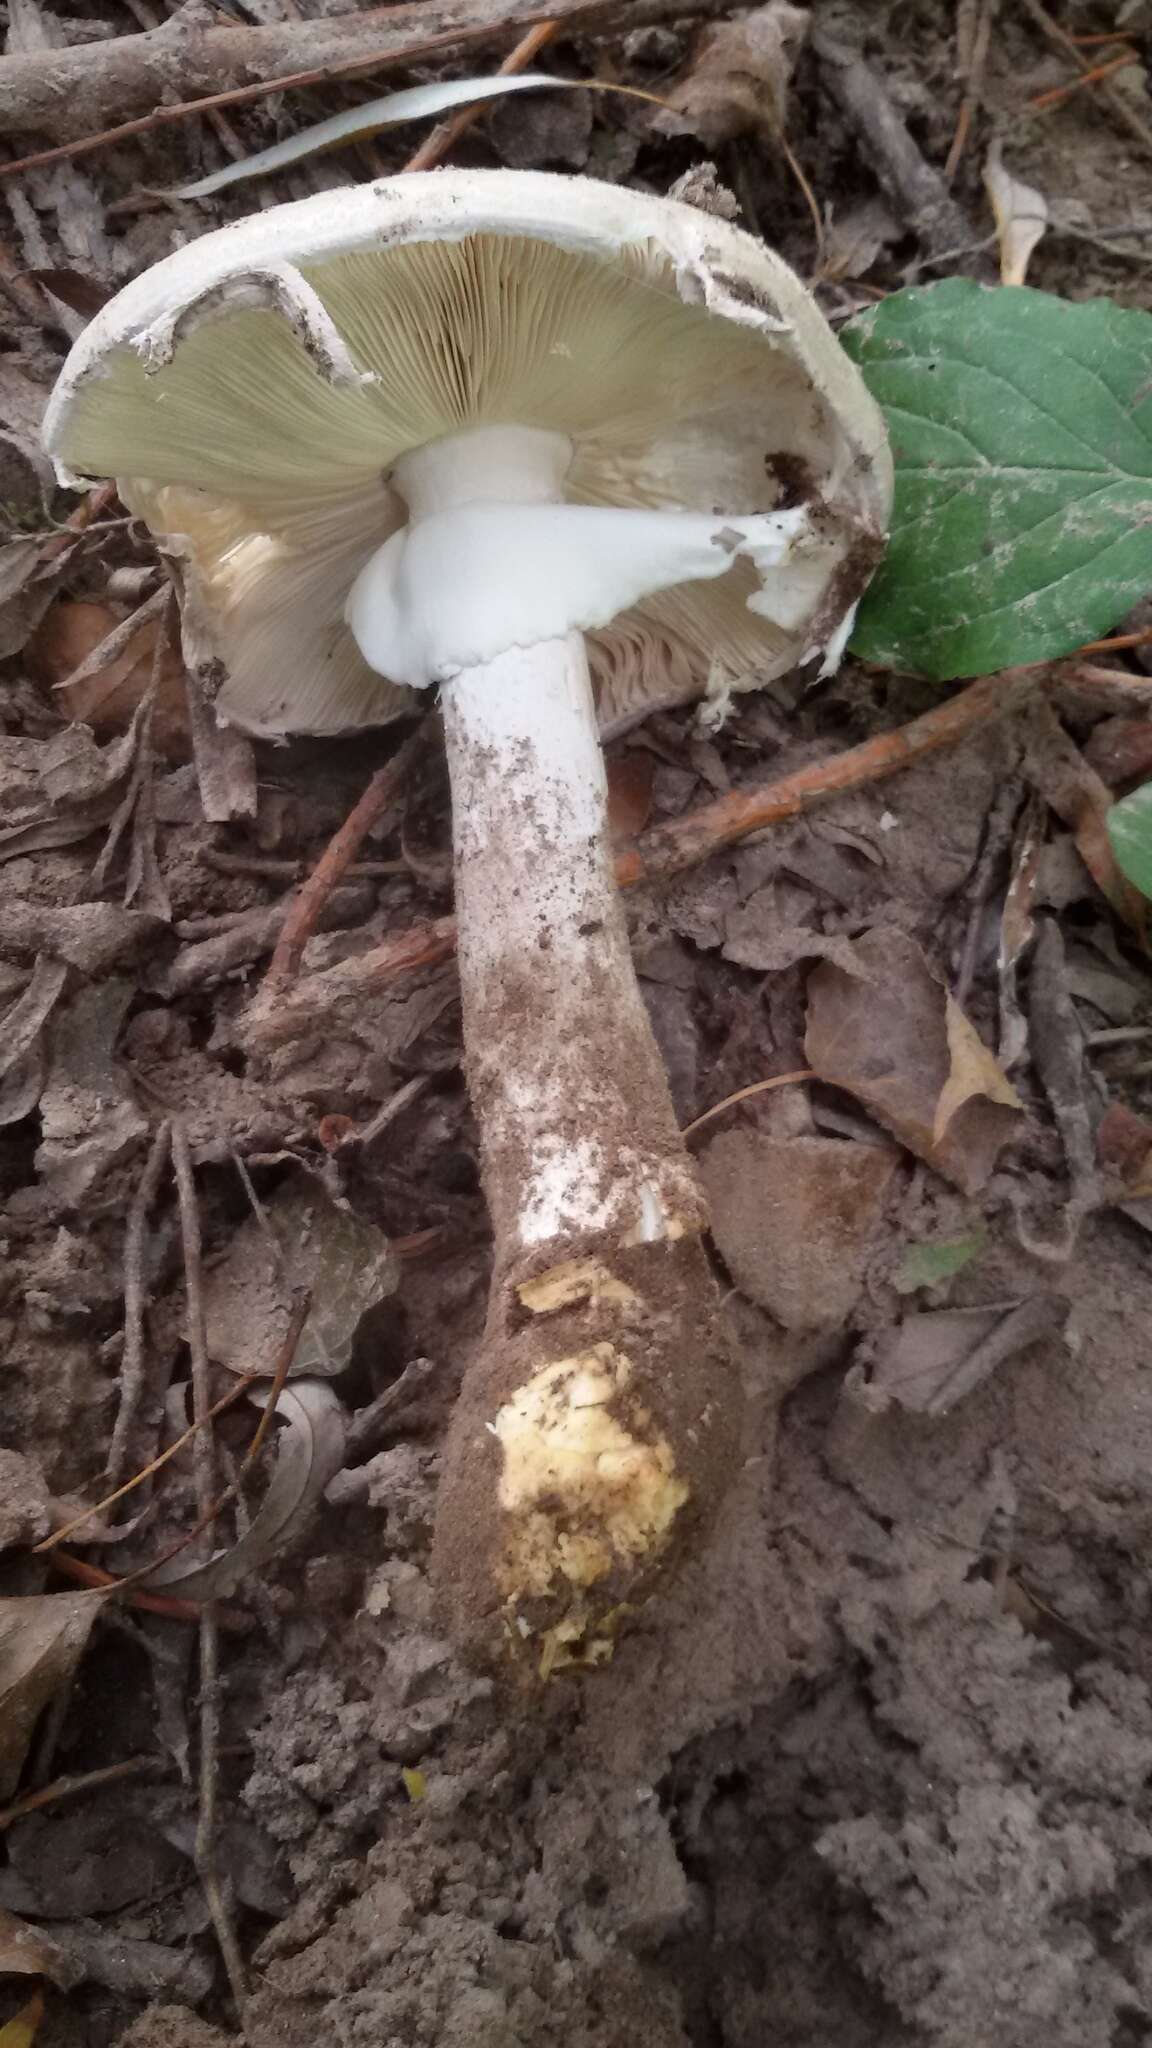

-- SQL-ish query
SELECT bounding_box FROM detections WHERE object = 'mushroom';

[45,170,892,1671]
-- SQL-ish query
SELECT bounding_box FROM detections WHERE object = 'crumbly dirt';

[4,3,1152,2045]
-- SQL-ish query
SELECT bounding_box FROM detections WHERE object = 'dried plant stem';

[171,1118,248,2016]
[1029,49,1141,112]
[618,667,1033,884]
[196,1607,248,2015]
[402,18,559,170]
[106,1117,172,1488]
[944,0,995,181]
[0,1754,171,1832]
[681,1070,813,1139]
[264,722,427,989]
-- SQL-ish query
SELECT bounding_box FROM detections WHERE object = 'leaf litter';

[4,9,1152,2048]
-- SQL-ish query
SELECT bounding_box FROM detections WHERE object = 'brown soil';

[4,4,1152,2047]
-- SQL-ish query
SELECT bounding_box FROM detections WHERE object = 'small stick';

[40,482,118,562]
[1017,0,1152,162]
[172,1119,216,1529]
[619,667,1034,884]
[403,19,559,171]
[1074,627,1152,656]
[0,1754,170,1832]
[263,721,426,989]
[944,0,995,182]
[196,1607,247,2014]
[106,1118,172,1488]
[170,1119,247,2015]
[1028,49,1141,112]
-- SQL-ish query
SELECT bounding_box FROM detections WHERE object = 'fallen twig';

[106,1118,172,1490]
[618,667,1034,883]
[0,1754,171,1832]
[944,0,996,182]
[171,1118,248,2017]
[1017,0,1152,164]
[1029,49,1141,112]
[264,722,427,990]
[812,18,977,264]
[0,0,730,158]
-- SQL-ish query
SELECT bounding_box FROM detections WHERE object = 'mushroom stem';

[441,629,702,1259]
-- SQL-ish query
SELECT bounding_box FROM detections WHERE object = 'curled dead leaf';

[142,1378,347,1602]
[654,0,810,145]
[983,143,1048,286]
[804,928,1024,1194]
[933,995,1024,1144]
[28,597,189,762]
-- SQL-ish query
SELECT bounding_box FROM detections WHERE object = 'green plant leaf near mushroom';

[1108,779,1152,901]
[44,171,891,1673]
[841,278,1152,680]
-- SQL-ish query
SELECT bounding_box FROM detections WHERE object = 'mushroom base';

[432,1230,739,1676]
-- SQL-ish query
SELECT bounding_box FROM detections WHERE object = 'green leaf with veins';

[1107,779,1152,900]
[841,279,1152,680]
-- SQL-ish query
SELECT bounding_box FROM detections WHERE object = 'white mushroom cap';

[44,169,892,737]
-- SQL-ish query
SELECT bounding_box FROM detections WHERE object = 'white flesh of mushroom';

[344,422,818,1248]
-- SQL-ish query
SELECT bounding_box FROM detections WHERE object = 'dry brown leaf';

[0,537,76,665]
[1097,1100,1152,1190]
[654,1,810,145]
[0,1591,107,1798]
[203,1178,398,1381]
[0,1909,67,1989]
[934,995,1024,1143]
[983,143,1048,286]
[805,928,1024,1194]
[1023,697,1145,931]
[28,598,190,762]
[700,1129,898,1329]
[23,268,113,321]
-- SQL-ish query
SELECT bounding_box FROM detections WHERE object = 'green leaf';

[842,280,1152,679]
[893,1229,986,1296]
[1107,779,1152,900]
